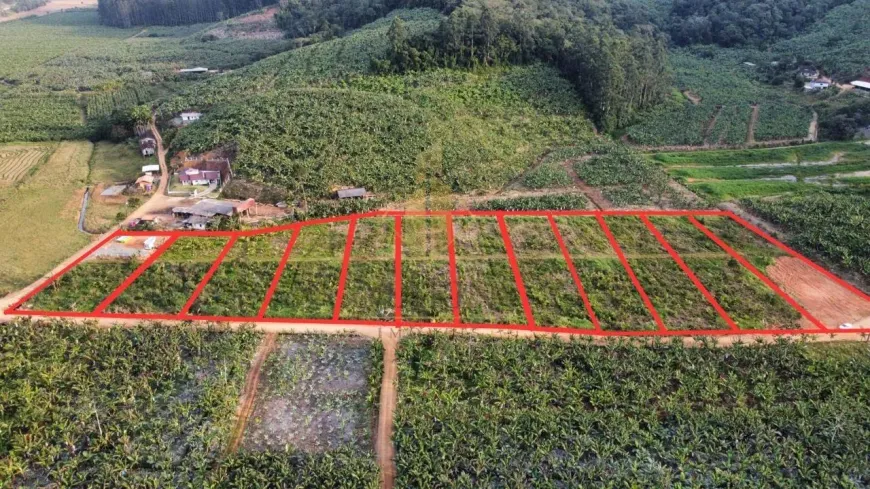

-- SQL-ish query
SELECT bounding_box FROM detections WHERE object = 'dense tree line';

[372,7,670,131]
[664,0,856,47]
[98,0,278,27]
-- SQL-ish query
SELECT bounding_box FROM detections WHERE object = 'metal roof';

[172,199,236,217]
[337,187,367,198]
[851,81,870,90]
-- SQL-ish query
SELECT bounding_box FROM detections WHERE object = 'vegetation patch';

[23,261,138,312]
[472,193,588,211]
[0,320,260,487]
[395,334,870,487]
[401,260,453,322]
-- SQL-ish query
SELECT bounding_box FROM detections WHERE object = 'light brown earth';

[377,332,398,489]
[766,257,870,329]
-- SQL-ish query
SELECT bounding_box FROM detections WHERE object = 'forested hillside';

[98,0,278,27]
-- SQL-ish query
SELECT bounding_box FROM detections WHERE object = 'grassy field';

[0,141,92,296]
[395,333,870,487]
[82,141,151,232]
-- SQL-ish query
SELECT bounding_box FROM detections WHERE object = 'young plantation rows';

[4,321,869,487]
[20,212,816,333]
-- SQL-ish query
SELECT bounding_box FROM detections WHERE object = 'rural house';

[173,198,255,229]
[804,80,830,92]
[851,78,870,92]
[139,137,156,156]
[176,159,231,187]
[142,164,160,175]
[178,67,208,74]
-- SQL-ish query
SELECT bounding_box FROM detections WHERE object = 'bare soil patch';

[683,90,701,105]
[240,334,376,453]
[766,256,870,329]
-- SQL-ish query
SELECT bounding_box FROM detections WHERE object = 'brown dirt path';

[702,106,723,146]
[377,332,398,489]
[562,157,611,210]
[225,332,277,455]
[746,104,759,145]
[683,90,701,105]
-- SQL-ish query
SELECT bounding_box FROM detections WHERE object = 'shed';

[180,112,202,123]
[337,187,367,199]
[178,67,209,74]
[142,164,160,174]
[135,174,155,192]
[144,237,158,250]
[182,215,211,230]
[139,137,156,157]
[851,80,870,92]
[100,184,127,197]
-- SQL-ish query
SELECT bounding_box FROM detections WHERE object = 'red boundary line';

[4,230,121,313]
[10,210,869,337]
[394,216,403,324]
[179,236,238,316]
[548,215,602,332]
[92,236,179,314]
[688,216,829,330]
[445,214,461,323]
[596,215,667,332]
[257,227,300,318]
[332,217,357,320]
[641,216,739,332]
[726,211,870,303]
[498,216,536,327]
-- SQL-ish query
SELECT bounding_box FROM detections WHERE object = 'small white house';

[180,112,202,123]
[142,164,160,174]
[804,81,830,92]
[851,80,870,92]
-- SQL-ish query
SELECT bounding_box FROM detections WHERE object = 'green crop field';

[395,333,870,486]
[0,10,291,141]
[625,52,814,147]
[0,320,381,487]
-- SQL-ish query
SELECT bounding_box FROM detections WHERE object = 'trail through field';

[225,332,277,455]
[561,158,610,209]
[746,105,759,145]
[702,106,723,146]
[766,257,870,329]
[377,332,398,489]
[807,111,818,142]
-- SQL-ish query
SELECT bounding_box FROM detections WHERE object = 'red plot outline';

[688,215,829,330]
[596,215,667,332]
[7,210,870,338]
[548,215,601,331]
[641,216,739,331]
[257,228,300,318]
[179,236,238,316]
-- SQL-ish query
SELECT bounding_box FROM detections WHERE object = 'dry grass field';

[0,143,53,184]
[0,140,92,296]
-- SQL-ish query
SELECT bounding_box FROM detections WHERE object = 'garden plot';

[9,210,867,337]
[21,235,169,312]
[553,216,657,331]
[107,237,229,314]
[241,334,378,454]
[506,217,593,329]
[400,217,452,323]
[453,217,525,324]
[191,232,292,317]
[265,223,349,319]
[340,217,397,321]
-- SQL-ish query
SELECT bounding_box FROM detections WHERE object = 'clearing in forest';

[9,209,870,337]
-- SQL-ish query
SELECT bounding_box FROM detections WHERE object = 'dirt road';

[377,332,398,489]
[225,333,277,454]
